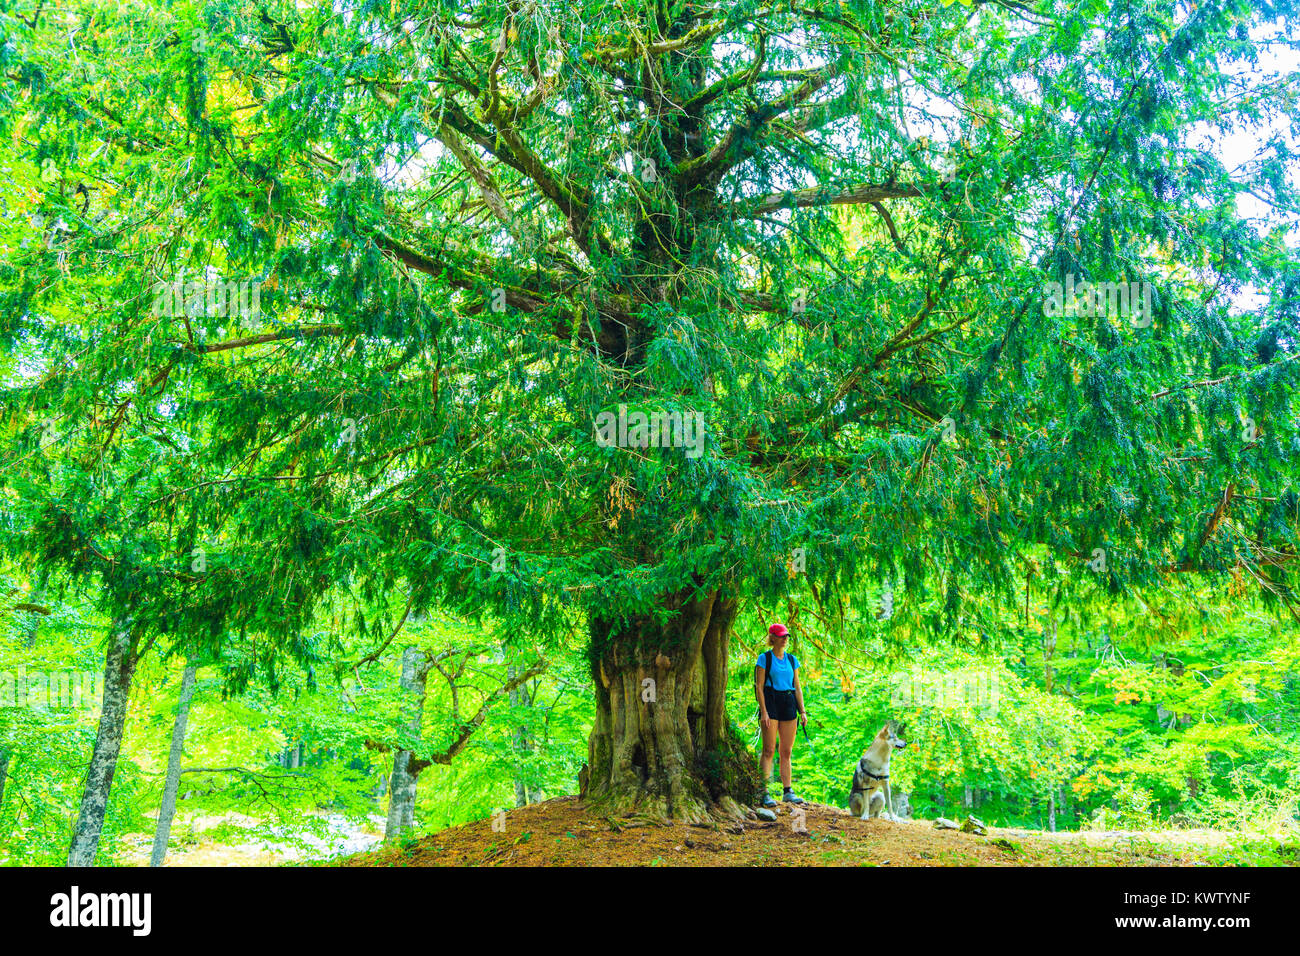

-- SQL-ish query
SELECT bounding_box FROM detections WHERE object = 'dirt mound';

[341,796,1209,867]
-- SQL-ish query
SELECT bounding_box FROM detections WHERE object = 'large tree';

[3,0,1300,824]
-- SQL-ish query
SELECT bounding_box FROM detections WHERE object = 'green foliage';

[2,0,1300,864]
[1206,833,1300,867]
[0,586,147,864]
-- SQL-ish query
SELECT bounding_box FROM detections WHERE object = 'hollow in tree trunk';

[581,589,762,823]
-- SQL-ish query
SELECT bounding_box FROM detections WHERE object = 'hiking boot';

[762,793,777,808]
[783,789,806,804]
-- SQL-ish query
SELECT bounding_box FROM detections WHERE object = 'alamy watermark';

[889,668,1001,716]
[151,269,263,324]
[1042,274,1153,327]
[1,668,102,709]
[50,886,151,936]
[594,405,705,459]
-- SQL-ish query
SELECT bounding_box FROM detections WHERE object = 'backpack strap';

[763,649,774,688]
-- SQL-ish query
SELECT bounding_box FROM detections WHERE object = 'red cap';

[768,623,789,638]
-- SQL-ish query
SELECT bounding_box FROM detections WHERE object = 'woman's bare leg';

[760,718,779,783]
[778,719,797,789]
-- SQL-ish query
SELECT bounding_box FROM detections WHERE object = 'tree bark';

[508,663,543,807]
[509,666,529,808]
[582,588,761,822]
[150,661,198,867]
[68,623,137,867]
[384,646,427,843]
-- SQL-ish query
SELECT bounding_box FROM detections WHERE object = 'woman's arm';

[755,666,770,727]
[793,668,807,725]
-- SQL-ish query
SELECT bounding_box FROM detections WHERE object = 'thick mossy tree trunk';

[68,623,137,867]
[582,589,761,823]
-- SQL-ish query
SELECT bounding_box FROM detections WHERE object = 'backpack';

[761,649,796,689]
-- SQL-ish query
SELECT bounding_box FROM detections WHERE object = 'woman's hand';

[799,711,808,728]
[761,712,772,730]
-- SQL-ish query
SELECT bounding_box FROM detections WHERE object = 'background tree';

[150,659,197,866]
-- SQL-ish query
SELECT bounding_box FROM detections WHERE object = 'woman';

[754,622,807,807]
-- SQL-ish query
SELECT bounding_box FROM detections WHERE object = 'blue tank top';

[757,652,799,691]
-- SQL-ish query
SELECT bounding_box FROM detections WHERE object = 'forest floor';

[340,796,1241,867]
[119,811,386,866]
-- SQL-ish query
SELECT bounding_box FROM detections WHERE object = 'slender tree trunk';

[384,646,427,842]
[1043,620,1056,693]
[1048,790,1057,832]
[509,665,529,808]
[582,589,761,822]
[508,663,542,807]
[68,623,137,867]
[150,661,198,867]
[384,750,415,842]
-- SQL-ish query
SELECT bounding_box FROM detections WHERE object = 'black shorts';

[764,687,799,722]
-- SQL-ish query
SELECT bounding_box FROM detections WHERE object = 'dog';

[848,720,907,820]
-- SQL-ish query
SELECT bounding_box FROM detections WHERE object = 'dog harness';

[851,769,888,794]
